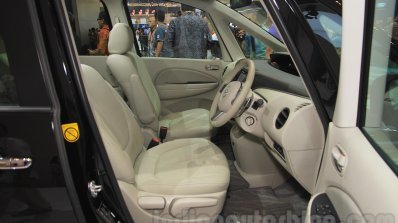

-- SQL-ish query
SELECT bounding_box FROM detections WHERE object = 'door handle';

[0,157,32,170]
[331,146,347,174]
[206,64,219,70]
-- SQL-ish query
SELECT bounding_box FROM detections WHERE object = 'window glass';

[66,0,111,56]
[224,1,299,76]
[362,0,398,174]
[0,36,18,105]
[227,3,277,61]
[302,7,342,57]
[232,25,270,60]
[127,1,222,59]
[219,0,282,43]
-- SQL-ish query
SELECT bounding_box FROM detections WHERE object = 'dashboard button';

[245,116,255,126]
[252,99,265,110]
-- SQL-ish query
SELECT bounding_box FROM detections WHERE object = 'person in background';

[166,5,211,59]
[264,15,282,60]
[89,11,110,55]
[88,27,98,50]
[135,29,142,52]
[148,10,171,57]
[243,12,267,59]
[138,28,148,54]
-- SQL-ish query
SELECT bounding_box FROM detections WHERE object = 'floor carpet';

[212,125,309,223]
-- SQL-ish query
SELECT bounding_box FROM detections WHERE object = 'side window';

[361,0,398,174]
[127,1,222,59]
[66,0,111,56]
[232,26,272,60]
[230,3,282,61]
[302,7,342,57]
[224,1,300,76]
[231,25,300,76]
[0,36,18,105]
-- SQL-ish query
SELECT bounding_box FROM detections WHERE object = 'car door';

[0,1,82,222]
[305,0,398,221]
[35,0,135,222]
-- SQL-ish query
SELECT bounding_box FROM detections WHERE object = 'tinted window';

[302,6,342,57]
[66,0,112,56]
[298,1,342,83]
[0,36,18,105]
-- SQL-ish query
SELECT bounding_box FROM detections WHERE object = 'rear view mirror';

[230,0,253,9]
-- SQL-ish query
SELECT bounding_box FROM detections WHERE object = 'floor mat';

[222,177,309,222]
[273,179,310,216]
[212,124,235,160]
[213,124,309,222]
[228,160,250,191]
[222,187,294,217]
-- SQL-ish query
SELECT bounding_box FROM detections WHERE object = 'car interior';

[3,0,398,222]
[73,0,332,222]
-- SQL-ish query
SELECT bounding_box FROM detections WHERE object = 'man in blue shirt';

[148,10,171,57]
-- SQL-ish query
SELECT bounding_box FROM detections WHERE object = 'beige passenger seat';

[106,23,214,141]
[80,64,229,223]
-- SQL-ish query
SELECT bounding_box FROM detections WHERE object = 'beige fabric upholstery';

[159,109,214,140]
[107,23,214,140]
[108,23,134,54]
[135,138,229,195]
[107,53,160,127]
[129,53,162,124]
[80,64,229,222]
[81,64,144,184]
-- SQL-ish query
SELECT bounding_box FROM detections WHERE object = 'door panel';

[156,83,219,100]
[307,125,398,222]
[0,1,79,221]
[143,57,226,113]
[0,111,78,222]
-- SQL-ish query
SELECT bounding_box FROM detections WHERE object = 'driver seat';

[81,64,229,222]
[107,23,214,140]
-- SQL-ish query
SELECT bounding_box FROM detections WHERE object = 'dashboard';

[235,88,325,193]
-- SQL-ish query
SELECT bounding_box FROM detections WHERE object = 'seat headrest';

[108,23,135,54]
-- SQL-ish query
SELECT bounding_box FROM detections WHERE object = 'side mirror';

[230,0,253,9]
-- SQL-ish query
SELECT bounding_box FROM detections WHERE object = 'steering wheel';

[210,58,255,127]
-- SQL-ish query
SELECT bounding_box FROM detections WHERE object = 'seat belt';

[159,126,168,143]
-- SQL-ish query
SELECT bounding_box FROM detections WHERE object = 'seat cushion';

[159,108,214,140]
[135,138,230,195]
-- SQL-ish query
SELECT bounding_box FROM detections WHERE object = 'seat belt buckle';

[147,137,160,149]
[159,126,168,143]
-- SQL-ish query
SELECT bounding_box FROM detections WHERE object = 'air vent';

[275,108,290,129]
[295,102,311,112]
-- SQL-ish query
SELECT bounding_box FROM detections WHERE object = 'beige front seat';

[106,23,214,140]
[81,64,229,223]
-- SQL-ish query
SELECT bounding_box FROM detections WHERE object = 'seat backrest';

[107,23,161,131]
[81,64,144,184]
